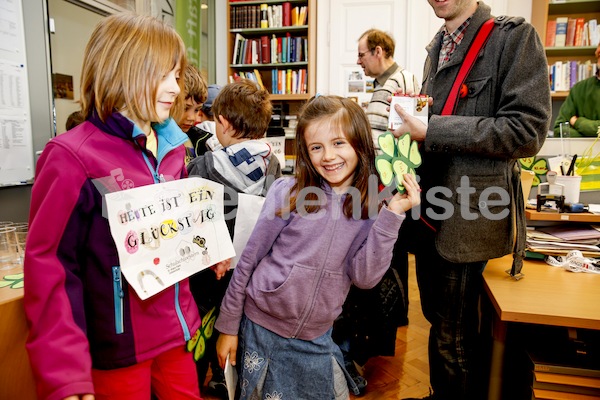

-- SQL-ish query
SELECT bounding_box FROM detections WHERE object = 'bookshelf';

[227,0,316,101]
[531,0,600,99]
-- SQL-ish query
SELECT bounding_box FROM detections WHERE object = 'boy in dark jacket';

[187,79,281,398]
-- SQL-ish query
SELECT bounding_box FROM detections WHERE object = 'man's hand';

[210,258,231,280]
[391,104,428,142]
[216,333,239,369]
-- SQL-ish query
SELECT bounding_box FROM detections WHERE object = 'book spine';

[546,20,556,47]
[282,2,291,27]
[574,18,585,47]
[533,364,600,379]
[261,35,270,64]
[566,18,577,46]
[555,17,568,47]
[260,3,268,28]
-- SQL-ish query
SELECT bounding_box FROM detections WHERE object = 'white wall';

[316,0,533,97]
[48,0,104,134]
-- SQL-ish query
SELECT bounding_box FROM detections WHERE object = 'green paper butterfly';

[519,156,548,187]
[186,305,217,361]
[375,132,422,194]
[0,272,24,289]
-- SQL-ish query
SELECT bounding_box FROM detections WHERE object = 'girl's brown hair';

[280,95,378,219]
[80,13,187,123]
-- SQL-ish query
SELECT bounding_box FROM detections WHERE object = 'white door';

[317,0,527,100]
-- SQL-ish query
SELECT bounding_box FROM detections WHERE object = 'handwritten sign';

[105,177,235,300]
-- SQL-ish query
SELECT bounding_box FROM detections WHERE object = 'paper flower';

[0,272,24,289]
[375,131,422,194]
[519,156,548,187]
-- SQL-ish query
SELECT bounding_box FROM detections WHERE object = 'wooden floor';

[202,255,432,400]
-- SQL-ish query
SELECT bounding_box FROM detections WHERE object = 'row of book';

[232,33,308,65]
[229,68,308,96]
[548,60,599,92]
[546,17,599,48]
[230,3,308,30]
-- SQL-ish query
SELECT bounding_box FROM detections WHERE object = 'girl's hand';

[386,174,421,214]
[210,258,232,280]
[216,333,239,369]
[63,395,94,400]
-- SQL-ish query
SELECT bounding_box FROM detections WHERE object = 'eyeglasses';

[357,48,375,60]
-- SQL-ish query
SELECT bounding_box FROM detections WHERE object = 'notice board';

[0,0,35,186]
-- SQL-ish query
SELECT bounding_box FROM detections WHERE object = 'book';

[546,20,557,47]
[555,17,569,47]
[532,388,600,399]
[260,3,268,28]
[533,371,600,396]
[260,35,270,64]
[566,18,577,47]
[574,18,585,47]
[253,68,265,90]
[282,2,291,27]
[528,349,600,379]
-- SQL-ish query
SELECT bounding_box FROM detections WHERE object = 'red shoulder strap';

[441,18,496,116]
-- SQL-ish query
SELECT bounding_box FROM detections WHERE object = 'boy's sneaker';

[207,367,228,399]
[346,361,367,396]
[207,378,228,399]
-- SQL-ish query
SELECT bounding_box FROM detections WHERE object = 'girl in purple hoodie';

[215,95,421,399]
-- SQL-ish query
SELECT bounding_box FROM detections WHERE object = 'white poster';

[231,193,265,269]
[105,177,235,300]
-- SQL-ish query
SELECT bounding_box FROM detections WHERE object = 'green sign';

[175,0,202,67]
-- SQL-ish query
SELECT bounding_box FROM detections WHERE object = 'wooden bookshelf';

[227,0,316,100]
[531,0,600,98]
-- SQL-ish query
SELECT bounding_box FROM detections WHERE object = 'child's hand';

[210,258,232,280]
[216,333,239,369]
[386,174,421,214]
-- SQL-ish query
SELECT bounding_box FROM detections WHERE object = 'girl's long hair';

[278,95,379,219]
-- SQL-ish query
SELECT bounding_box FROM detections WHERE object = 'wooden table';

[0,264,37,399]
[483,255,600,400]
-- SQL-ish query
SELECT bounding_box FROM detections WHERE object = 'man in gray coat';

[394,1,551,399]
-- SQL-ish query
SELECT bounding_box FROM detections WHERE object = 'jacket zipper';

[291,199,339,338]
[112,266,124,334]
[141,148,190,340]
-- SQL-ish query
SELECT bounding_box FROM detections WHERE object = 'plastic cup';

[0,227,18,270]
[554,175,582,204]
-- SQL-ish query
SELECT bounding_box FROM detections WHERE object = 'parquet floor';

[202,254,432,400]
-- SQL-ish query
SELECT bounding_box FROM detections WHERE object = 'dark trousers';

[414,244,487,400]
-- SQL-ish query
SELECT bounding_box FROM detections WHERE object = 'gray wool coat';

[402,2,551,274]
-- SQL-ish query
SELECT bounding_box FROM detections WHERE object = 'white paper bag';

[231,193,266,268]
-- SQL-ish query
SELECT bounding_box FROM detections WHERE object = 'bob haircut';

[80,13,187,124]
[280,95,378,219]
[211,79,272,140]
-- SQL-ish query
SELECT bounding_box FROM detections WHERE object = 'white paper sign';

[388,95,429,130]
[105,177,235,300]
[231,193,265,268]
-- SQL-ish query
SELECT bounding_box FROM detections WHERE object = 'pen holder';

[555,175,582,204]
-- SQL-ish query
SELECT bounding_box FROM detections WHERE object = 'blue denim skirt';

[236,315,352,400]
